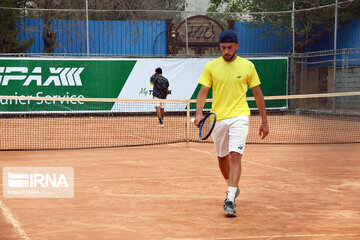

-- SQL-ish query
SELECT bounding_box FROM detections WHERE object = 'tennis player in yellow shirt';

[194,29,269,217]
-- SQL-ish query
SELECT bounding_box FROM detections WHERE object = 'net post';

[186,100,190,147]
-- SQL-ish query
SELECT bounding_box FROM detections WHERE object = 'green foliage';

[0,0,33,53]
[207,0,247,30]
[208,0,360,52]
[23,0,186,53]
[84,0,186,21]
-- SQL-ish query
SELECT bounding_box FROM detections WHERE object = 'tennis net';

[0,92,359,150]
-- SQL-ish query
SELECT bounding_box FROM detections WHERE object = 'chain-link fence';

[1,1,359,95]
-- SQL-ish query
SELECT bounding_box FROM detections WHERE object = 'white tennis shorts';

[212,115,249,157]
[153,97,165,108]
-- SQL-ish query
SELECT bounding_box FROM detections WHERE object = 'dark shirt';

[151,75,169,99]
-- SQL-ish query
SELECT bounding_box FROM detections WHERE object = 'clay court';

[1,0,360,238]
[1,142,359,240]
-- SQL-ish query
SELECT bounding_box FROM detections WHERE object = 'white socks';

[225,179,239,202]
[227,186,238,202]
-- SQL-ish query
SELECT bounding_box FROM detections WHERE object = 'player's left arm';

[252,85,269,139]
[194,85,210,127]
[150,73,158,86]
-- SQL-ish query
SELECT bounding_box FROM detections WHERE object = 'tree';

[208,0,360,52]
[0,0,33,53]
[26,0,185,54]
[26,0,84,54]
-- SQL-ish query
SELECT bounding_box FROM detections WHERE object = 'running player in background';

[150,67,169,127]
[194,30,269,217]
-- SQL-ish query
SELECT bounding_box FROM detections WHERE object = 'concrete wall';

[336,67,360,92]
[296,66,360,113]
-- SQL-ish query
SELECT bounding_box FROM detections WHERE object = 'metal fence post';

[333,0,338,93]
[185,11,189,56]
[292,1,295,55]
[85,0,90,56]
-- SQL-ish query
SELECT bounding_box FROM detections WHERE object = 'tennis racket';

[199,112,216,140]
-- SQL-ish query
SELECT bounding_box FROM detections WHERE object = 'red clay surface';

[1,143,360,240]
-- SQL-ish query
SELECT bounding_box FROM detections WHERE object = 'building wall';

[17,19,167,56]
[17,17,359,57]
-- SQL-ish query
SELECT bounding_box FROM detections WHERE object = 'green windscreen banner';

[0,58,136,112]
[247,58,288,109]
[0,57,287,113]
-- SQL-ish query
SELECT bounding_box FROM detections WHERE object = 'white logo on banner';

[113,58,212,112]
[0,67,84,86]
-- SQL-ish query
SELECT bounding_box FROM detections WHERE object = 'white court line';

[186,147,214,155]
[0,199,30,240]
[167,143,181,147]
[244,160,292,172]
[79,175,217,182]
[30,229,75,236]
[77,174,263,183]
[214,233,360,239]
[99,193,225,199]
[166,233,360,240]
[168,143,292,172]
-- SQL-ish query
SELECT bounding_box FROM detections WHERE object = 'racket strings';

[200,114,216,139]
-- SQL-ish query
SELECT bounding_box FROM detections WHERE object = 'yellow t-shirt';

[198,56,260,121]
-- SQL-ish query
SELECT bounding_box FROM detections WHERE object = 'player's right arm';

[195,62,212,127]
[195,85,210,127]
[150,73,157,86]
